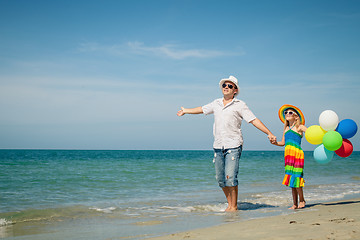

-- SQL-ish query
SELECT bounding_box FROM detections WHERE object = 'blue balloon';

[313,144,334,164]
[336,119,358,139]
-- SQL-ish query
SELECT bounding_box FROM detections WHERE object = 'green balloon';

[323,131,343,151]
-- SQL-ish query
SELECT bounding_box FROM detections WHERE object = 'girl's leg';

[297,187,306,208]
[289,188,298,209]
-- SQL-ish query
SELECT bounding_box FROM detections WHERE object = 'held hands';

[268,134,277,144]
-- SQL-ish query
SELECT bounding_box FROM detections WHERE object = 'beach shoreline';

[148,198,360,240]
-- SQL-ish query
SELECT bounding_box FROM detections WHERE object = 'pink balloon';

[335,139,353,158]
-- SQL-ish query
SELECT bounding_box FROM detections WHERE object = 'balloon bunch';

[305,110,358,164]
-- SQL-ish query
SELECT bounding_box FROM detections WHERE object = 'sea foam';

[0,218,12,227]
[89,207,117,214]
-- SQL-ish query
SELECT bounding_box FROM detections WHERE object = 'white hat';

[219,75,240,96]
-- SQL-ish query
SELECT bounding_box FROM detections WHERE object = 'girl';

[272,105,307,209]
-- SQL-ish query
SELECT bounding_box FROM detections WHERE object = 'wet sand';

[149,198,360,240]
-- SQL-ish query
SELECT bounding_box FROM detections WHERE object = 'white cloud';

[127,41,232,59]
[79,41,244,60]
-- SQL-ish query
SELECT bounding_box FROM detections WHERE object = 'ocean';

[1,150,360,239]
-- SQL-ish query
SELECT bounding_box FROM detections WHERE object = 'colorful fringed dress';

[282,129,305,188]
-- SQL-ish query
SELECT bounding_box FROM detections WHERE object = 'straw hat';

[219,75,240,96]
[278,104,305,125]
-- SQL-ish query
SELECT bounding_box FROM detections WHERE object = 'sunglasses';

[284,111,297,116]
[222,83,236,89]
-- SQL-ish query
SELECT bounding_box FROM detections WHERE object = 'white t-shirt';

[202,98,256,149]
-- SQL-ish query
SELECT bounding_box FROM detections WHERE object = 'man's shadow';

[238,202,277,210]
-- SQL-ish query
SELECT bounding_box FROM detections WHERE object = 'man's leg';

[224,186,238,211]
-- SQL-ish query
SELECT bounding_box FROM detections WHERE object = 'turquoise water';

[1,150,360,239]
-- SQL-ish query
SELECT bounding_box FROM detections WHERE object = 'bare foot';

[289,205,298,209]
[225,207,238,212]
[298,201,306,209]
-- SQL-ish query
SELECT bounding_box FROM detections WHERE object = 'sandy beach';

[149,198,360,240]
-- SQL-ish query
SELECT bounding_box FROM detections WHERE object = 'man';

[177,75,276,211]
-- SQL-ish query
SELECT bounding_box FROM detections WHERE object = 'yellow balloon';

[305,125,327,145]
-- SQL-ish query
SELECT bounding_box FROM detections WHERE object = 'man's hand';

[177,107,186,116]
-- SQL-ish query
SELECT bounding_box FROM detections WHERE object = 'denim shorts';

[213,146,242,188]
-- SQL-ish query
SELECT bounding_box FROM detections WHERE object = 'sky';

[0,0,359,151]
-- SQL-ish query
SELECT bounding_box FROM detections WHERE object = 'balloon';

[305,125,327,145]
[322,131,343,151]
[336,119,358,139]
[313,144,334,164]
[319,110,339,131]
[335,139,353,158]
